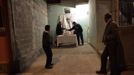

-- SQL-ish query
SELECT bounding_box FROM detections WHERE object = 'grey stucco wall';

[88,0,97,48]
[11,0,48,71]
[96,0,112,52]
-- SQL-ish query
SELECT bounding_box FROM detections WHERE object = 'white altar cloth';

[56,34,77,47]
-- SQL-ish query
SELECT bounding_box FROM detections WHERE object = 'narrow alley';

[0,0,134,75]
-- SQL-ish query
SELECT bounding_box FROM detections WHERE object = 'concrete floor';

[18,44,100,75]
[14,44,134,75]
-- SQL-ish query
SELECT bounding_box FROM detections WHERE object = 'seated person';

[56,22,64,36]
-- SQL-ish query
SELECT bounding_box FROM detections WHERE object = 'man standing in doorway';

[42,25,53,69]
[96,13,126,75]
[68,22,84,45]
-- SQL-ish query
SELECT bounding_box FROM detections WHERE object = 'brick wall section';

[11,0,48,71]
[32,0,48,53]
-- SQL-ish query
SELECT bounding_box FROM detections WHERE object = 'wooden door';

[0,0,12,72]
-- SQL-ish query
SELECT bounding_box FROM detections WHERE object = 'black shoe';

[45,65,53,69]
[96,71,107,74]
[50,63,54,66]
[82,43,84,45]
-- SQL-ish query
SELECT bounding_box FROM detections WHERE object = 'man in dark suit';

[68,22,84,45]
[42,25,53,69]
[96,13,126,75]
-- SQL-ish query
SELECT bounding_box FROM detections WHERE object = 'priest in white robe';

[58,8,74,35]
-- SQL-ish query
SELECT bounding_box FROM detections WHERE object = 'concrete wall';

[96,0,112,52]
[11,0,48,71]
[88,0,97,48]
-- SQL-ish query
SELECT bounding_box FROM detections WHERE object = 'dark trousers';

[44,47,53,67]
[100,44,121,75]
[100,46,108,72]
[76,32,84,45]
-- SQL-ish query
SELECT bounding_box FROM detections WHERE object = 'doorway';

[0,0,12,73]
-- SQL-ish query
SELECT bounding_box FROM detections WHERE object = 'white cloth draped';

[59,13,73,29]
[59,13,74,35]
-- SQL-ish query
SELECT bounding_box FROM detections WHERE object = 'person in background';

[42,25,53,69]
[68,22,84,45]
[56,22,64,36]
[96,13,126,75]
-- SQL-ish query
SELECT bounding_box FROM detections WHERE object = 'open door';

[0,0,12,73]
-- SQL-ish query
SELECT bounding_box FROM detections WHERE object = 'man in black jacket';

[96,13,126,75]
[42,25,53,69]
[68,22,84,45]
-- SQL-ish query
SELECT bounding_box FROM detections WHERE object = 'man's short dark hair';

[64,8,70,13]
[45,25,50,31]
[105,13,112,19]
[72,22,77,25]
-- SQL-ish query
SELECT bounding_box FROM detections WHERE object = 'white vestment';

[59,13,73,29]
[58,13,75,35]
